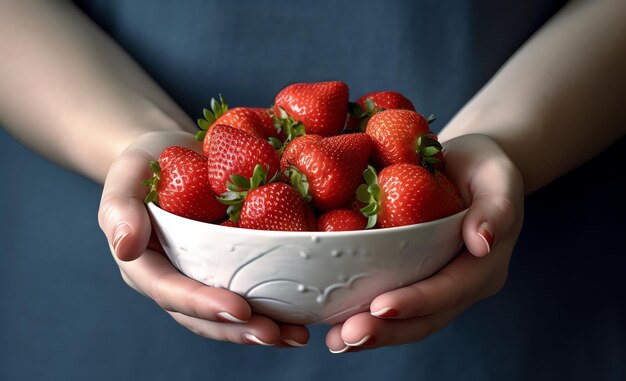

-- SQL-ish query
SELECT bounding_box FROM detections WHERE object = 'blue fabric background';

[1,1,625,380]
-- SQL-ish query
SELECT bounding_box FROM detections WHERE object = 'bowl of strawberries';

[145,81,467,325]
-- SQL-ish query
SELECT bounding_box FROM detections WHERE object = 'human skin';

[1,0,624,351]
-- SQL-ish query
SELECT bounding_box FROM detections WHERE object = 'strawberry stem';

[195,94,229,142]
[284,165,312,202]
[356,165,381,229]
[348,98,386,132]
[143,160,161,204]
[272,106,306,153]
[415,133,443,174]
[216,164,276,222]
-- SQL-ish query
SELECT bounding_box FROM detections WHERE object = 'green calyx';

[216,164,280,222]
[142,160,161,204]
[284,165,312,202]
[426,114,437,124]
[348,98,385,132]
[415,133,443,173]
[195,94,229,142]
[272,106,306,155]
[356,165,381,229]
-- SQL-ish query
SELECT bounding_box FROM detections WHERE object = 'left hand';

[325,134,524,353]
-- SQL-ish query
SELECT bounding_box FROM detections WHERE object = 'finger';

[169,313,281,346]
[98,131,199,261]
[277,324,310,348]
[325,323,354,354]
[115,248,252,323]
[462,156,521,257]
[334,308,463,350]
[370,250,505,319]
[99,148,153,261]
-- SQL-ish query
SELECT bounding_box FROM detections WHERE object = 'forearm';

[0,0,194,184]
[440,0,626,194]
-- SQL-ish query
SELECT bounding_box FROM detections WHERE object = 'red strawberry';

[366,109,442,170]
[195,96,266,155]
[286,133,373,211]
[207,125,280,195]
[318,209,367,232]
[220,220,240,228]
[274,81,349,138]
[239,182,316,231]
[246,107,283,140]
[143,146,227,223]
[346,91,415,131]
[280,134,323,173]
[357,164,465,228]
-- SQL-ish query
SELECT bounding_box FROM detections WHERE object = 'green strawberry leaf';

[268,137,283,151]
[426,114,437,124]
[226,205,241,222]
[230,174,251,190]
[250,164,268,190]
[362,165,378,186]
[196,95,229,141]
[143,160,161,204]
[285,165,312,202]
[365,214,378,229]
[364,98,376,114]
[356,184,371,204]
[348,102,364,117]
[356,165,381,229]
[194,130,206,142]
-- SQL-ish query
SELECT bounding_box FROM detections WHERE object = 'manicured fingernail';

[477,223,494,254]
[282,339,307,348]
[371,307,398,318]
[243,333,274,346]
[344,335,371,347]
[217,312,248,324]
[113,222,131,254]
[329,346,350,354]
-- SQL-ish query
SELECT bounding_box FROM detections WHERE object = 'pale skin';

[1,0,625,351]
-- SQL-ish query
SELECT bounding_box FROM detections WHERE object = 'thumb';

[98,148,153,261]
[461,159,523,257]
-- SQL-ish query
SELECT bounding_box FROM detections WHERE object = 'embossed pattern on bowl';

[148,203,466,325]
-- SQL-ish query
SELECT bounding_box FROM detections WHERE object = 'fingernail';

[344,334,371,347]
[329,346,350,354]
[371,307,398,318]
[243,333,274,346]
[477,223,494,254]
[282,339,307,348]
[217,312,248,324]
[113,222,131,255]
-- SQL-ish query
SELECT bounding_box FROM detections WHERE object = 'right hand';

[98,131,309,348]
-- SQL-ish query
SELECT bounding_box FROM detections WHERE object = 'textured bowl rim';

[147,202,468,238]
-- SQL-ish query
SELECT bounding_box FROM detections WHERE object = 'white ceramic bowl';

[147,202,467,325]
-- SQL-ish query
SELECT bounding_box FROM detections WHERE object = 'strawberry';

[346,91,416,132]
[195,96,265,155]
[357,164,465,228]
[318,209,367,232]
[285,133,373,211]
[274,81,349,138]
[216,164,315,231]
[220,220,240,228]
[207,124,280,195]
[238,182,316,231]
[246,107,283,140]
[143,146,227,223]
[279,134,323,173]
[365,109,442,170]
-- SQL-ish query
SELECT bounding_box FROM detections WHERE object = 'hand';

[325,134,524,353]
[98,131,309,348]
